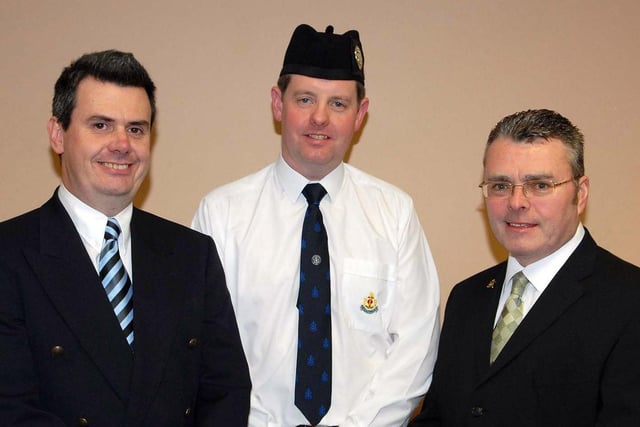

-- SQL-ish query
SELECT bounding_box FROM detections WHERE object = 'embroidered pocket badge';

[360,292,379,314]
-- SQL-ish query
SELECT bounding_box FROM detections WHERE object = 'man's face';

[483,137,589,266]
[271,74,369,180]
[48,77,152,216]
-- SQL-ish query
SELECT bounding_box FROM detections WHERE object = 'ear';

[48,117,64,155]
[271,86,283,122]
[576,175,589,214]
[354,97,369,132]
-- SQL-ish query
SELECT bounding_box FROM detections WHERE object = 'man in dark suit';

[0,50,251,426]
[410,109,640,426]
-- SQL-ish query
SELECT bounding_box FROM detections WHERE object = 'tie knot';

[511,271,529,297]
[104,218,122,241]
[302,183,327,206]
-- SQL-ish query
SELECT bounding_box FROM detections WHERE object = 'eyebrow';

[87,115,150,128]
[329,95,352,103]
[290,90,353,102]
[128,120,151,129]
[87,115,115,123]
[485,173,555,182]
[291,89,316,97]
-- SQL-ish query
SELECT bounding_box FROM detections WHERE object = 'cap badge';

[360,292,378,314]
[354,45,364,71]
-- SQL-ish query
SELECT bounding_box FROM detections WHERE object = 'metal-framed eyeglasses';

[478,178,577,199]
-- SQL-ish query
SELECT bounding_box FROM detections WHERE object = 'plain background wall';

[2,0,639,312]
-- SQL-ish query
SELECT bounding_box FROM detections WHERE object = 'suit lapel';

[482,233,597,378]
[471,265,507,379]
[25,194,133,401]
[126,209,185,424]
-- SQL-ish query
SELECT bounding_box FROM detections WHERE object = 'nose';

[508,185,530,210]
[110,127,132,152]
[311,104,329,127]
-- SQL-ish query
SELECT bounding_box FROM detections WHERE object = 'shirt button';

[471,406,484,417]
[51,345,65,357]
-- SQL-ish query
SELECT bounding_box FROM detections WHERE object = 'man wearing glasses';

[410,109,640,426]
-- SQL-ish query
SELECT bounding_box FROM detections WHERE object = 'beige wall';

[2,0,639,310]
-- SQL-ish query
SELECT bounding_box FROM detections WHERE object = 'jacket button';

[471,406,484,417]
[51,346,65,357]
[184,407,192,417]
[78,417,89,426]
[187,338,198,348]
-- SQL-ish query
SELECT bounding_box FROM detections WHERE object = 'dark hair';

[52,50,156,130]
[485,109,585,178]
[276,74,366,105]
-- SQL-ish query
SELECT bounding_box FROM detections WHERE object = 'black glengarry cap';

[279,24,365,85]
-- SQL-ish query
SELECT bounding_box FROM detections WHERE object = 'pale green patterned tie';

[490,271,529,364]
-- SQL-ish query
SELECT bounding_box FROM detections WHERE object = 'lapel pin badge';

[486,279,496,289]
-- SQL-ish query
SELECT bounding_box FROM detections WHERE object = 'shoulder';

[594,245,640,276]
[198,164,274,205]
[0,195,59,243]
[570,230,640,289]
[342,163,415,206]
[590,245,640,293]
[0,207,40,234]
[0,210,40,256]
[132,208,212,248]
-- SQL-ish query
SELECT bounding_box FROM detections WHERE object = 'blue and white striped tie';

[99,218,134,346]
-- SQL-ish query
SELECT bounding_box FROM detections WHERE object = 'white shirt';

[57,184,133,279]
[494,223,586,326]
[193,157,440,427]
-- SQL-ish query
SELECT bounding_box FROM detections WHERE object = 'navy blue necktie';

[295,183,331,426]
[99,218,134,346]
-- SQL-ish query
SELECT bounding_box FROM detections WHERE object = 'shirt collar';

[275,155,344,203]
[505,223,586,292]
[57,184,133,252]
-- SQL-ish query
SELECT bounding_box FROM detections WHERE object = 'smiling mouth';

[307,134,329,140]
[507,222,534,228]
[100,162,130,170]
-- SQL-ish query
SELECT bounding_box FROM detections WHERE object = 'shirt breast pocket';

[340,258,397,333]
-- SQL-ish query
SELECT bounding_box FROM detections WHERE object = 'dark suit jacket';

[411,230,640,427]
[0,191,251,427]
